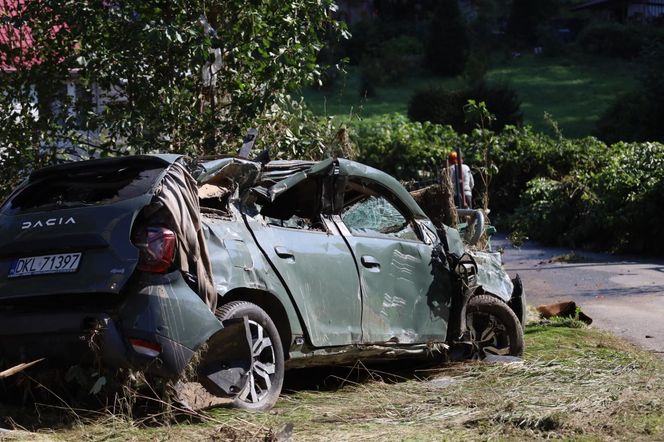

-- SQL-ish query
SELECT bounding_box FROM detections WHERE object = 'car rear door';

[243,175,362,347]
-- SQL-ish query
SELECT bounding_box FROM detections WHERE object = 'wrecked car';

[0,154,526,410]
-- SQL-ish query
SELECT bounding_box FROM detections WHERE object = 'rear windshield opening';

[3,166,164,215]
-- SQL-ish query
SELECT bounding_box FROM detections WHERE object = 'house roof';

[0,0,38,70]
[573,0,664,10]
[0,0,66,70]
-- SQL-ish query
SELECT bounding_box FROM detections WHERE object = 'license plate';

[9,253,82,278]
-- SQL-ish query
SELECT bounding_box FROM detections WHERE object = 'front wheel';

[215,301,284,411]
[466,294,525,359]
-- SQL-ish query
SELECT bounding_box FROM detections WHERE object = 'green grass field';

[3,322,664,441]
[487,54,637,137]
[301,66,464,118]
[302,54,637,138]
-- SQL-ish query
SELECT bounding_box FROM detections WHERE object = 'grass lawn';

[3,322,664,441]
[487,53,637,138]
[301,66,464,118]
[302,54,637,138]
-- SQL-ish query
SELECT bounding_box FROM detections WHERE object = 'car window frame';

[252,175,331,235]
[339,180,426,244]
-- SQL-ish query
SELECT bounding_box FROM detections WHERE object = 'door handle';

[274,246,295,259]
[361,255,380,269]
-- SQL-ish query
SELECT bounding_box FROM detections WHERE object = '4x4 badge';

[21,217,76,230]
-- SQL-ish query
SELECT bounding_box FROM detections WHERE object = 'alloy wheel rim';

[237,320,276,404]
[467,311,511,359]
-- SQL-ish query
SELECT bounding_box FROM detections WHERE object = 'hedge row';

[349,114,664,254]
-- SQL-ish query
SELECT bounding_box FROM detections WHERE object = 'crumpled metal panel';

[266,158,335,201]
[469,251,514,302]
[201,204,305,339]
[340,232,451,344]
[442,225,465,259]
[196,158,260,190]
[244,212,362,347]
[261,160,317,182]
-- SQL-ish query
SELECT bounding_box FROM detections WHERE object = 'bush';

[348,114,664,254]
[595,41,664,143]
[510,141,664,254]
[351,114,461,180]
[594,92,646,144]
[469,81,523,131]
[577,23,644,58]
[407,82,522,133]
[407,88,467,132]
[379,36,423,82]
[510,177,594,247]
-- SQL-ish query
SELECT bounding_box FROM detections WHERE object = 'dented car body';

[0,155,525,410]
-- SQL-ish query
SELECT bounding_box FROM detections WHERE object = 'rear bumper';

[0,312,193,378]
[0,271,222,379]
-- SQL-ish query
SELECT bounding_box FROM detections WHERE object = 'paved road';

[494,236,664,354]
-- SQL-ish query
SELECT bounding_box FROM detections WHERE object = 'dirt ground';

[496,235,664,355]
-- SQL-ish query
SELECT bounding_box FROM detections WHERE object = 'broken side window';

[342,194,420,241]
[258,177,326,232]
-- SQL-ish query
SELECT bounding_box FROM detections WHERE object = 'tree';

[424,0,469,76]
[595,41,664,143]
[506,0,558,45]
[0,0,346,183]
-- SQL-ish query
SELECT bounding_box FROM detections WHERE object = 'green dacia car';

[0,154,525,410]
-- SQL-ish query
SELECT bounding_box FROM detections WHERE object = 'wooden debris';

[0,358,45,379]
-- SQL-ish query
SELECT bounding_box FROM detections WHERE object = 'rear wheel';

[466,295,524,359]
[215,301,284,411]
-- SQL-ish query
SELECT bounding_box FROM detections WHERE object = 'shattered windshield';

[2,166,164,215]
[342,195,419,241]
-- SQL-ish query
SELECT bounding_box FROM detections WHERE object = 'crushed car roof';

[196,157,428,219]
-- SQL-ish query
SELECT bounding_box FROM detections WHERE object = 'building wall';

[627,2,664,19]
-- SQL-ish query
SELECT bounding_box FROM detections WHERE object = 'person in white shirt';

[448,151,474,208]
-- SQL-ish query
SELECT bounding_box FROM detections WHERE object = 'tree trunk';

[410,171,458,228]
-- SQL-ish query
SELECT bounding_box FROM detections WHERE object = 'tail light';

[134,226,176,273]
[129,338,161,357]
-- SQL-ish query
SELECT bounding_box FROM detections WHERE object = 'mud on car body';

[0,154,526,410]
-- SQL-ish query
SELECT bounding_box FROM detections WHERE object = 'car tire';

[466,294,525,359]
[215,301,284,411]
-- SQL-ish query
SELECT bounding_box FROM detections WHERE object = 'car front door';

[335,183,451,344]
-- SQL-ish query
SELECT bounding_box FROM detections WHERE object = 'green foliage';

[351,113,461,180]
[356,35,423,92]
[511,176,594,246]
[594,92,646,144]
[507,0,558,45]
[595,41,664,143]
[577,22,644,59]
[407,82,522,133]
[424,0,470,76]
[348,112,664,254]
[510,141,664,254]
[407,87,467,131]
[256,96,356,161]
[0,0,345,191]
[380,36,423,82]
[470,81,523,130]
